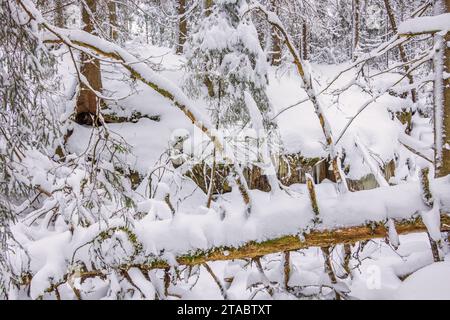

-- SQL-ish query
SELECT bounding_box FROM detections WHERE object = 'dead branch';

[203,263,229,300]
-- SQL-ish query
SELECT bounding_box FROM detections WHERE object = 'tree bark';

[176,0,187,54]
[205,0,213,16]
[383,0,417,107]
[76,0,103,125]
[283,251,291,291]
[434,0,450,177]
[54,0,64,28]
[444,0,450,177]
[419,167,442,262]
[36,0,46,9]
[352,0,360,61]
[270,0,282,66]
[108,1,118,41]
[21,215,450,283]
[302,21,308,60]
[321,246,340,300]
[137,215,450,267]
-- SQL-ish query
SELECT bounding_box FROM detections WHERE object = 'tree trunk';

[108,1,118,41]
[270,0,282,66]
[54,0,64,28]
[176,0,187,54]
[22,215,450,279]
[302,21,308,60]
[205,0,213,16]
[383,0,417,107]
[36,0,46,9]
[122,0,132,41]
[352,0,360,61]
[434,0,450,177]
[76,0,103,125]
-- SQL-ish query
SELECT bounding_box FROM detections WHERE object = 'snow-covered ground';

[9,42,448,300]
[63,43,422,182]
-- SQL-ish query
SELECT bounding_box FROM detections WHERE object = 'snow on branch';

[398,13,450,36]
[16,0,253,213]
[20,175,450,296]
[243,2,348,193]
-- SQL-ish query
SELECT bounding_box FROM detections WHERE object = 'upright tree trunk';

[176,0,187,54]
[122,0,132,42]
[302,21,308,60]
[383,0,416,104]
[270,0,282,66]
[384,0,417,134]
[108,1,118,41]
[434,0,450,177]
[36,0,47,9]
[54,0,64,28]
[75,0,103,125]
[352,0,360,61]
[205,0,213,16]
[203,0,215,95]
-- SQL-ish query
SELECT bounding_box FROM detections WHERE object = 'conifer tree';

[184,0,272,128]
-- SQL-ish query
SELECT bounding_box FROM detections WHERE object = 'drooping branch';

[398,133,434,164]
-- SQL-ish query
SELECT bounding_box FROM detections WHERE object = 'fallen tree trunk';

[169,216,450,267]
[50,215,450,277]
[20,213,450,295]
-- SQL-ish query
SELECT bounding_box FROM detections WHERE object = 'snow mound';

[395,262,450,300]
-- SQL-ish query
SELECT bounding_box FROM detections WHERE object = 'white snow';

[398,13,450,35]
[6,0,450,300]
[395,262,450,300]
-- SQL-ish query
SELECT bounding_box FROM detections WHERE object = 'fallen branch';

[203,263,229,300]
[398,133,434,164]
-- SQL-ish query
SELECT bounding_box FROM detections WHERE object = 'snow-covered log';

[18,175,450,293]
[20,212,450,290]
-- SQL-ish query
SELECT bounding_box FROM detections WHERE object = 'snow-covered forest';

[0,0,449,300]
